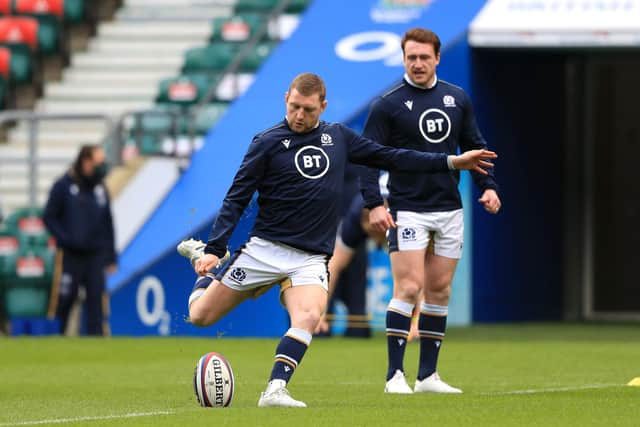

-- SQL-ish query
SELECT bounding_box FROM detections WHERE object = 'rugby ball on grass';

[193,352,235,407]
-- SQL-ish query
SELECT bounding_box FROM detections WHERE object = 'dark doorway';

[471,48,640,321]
[589,57,640,314]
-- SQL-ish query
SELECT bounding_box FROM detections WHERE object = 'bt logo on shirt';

[294,146,330,179]
[419,108,451,144]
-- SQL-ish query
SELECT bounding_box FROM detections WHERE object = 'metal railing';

[0,111,116,209]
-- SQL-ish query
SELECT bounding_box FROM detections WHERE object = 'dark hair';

[73,144,101,175]
[401,28,441,56]
[288,73,326,102]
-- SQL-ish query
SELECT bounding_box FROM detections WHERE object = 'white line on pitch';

[480,383,622,396]
[0,410,175,426]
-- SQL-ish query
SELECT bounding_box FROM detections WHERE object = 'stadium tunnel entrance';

[470,48,640,321]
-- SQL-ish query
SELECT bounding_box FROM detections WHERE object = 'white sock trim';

[188,289,205,307]
[421,303,448,316]
[389,298,415,316]
[286,327,312,346]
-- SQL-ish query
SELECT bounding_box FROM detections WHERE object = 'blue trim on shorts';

[214,244,245,281]
[387,210,399,253]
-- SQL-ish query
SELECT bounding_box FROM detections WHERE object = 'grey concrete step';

[63,69,175,84]
[97,21,211,39]
[45,83,158,99]
[35,100,154,115]
[8,128,107,144]
[116,5,232,21]
[72,53,183,69]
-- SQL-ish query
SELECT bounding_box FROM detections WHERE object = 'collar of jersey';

[404,73,438,90]
[283,117,321,133]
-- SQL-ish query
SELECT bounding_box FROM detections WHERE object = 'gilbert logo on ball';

[193,352,235,407]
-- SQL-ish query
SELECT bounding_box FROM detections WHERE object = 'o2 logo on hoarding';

[136,276,171,335]
[335,31,403,66]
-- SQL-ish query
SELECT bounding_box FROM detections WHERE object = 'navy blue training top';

[43,172,116,264]
[361,76,498,212]
[204,119,451,258]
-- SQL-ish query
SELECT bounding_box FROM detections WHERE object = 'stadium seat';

[186,102,229,135]
[13,2,62,55]
[234,0,311,14]
[33,14,61,54]
[2,44,32,82]
[2,247,53,318]
[64,0,86,23]
[0,230,19,278]
[0,17,39,51]
[0,46,10,79]
[182,43,238,73]
[155,74,218,106]
[127,106,183,155]
[14,246,54,284]
[15,0,64,19]
[239,42,276,72]
[0,0,11,15]
[0,17,37,82]
[3,207,49,250]
[210,14,265,43]
[4,207,45,236]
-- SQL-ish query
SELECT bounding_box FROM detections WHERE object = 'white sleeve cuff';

[447,155,456,170]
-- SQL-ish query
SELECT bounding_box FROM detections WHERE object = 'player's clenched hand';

[452,149,497,175]
[369,205,395,233]
[195,253,220,276]
[478,188,501,214]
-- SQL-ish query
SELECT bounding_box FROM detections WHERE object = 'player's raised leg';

[258,284,327,408]
[176,239,244,326]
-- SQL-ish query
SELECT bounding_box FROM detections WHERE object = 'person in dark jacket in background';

[43,144,116,336]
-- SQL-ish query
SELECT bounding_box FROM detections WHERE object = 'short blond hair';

[288,73,326,102]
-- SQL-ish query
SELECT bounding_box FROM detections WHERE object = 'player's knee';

[293,307,323,331]
[426,283,451,304]
[396,281,422,301]
[189,305,214,327]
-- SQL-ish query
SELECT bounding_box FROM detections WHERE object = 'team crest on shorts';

[229,268,247,283]
[401,227,417,241]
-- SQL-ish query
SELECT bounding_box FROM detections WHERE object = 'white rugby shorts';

[388,209,464,259]
[217,236,329,296]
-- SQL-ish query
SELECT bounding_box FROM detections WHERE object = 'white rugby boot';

[414,372,462,394]
[177,238,230,268]
[384,370,413,394]
[258,387,307,408]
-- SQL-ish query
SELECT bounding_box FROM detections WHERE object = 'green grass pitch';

[1,324,639,426]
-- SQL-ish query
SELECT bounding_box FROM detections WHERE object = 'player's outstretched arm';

[450,149,497,175]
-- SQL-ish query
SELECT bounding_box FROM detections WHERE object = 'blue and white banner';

[470,0,640,47]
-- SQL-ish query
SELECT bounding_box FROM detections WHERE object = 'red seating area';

[0,46,10,79]
[0,0,11,15]
[0,16,38,51]
[15,0,64,19]
[0,0,105,109]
